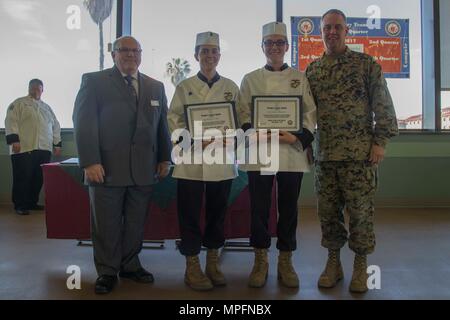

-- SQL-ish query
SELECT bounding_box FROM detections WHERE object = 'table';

[42,161,277,241]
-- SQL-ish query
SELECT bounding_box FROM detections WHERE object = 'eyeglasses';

[115,47,142,54]
[263,40,287,47]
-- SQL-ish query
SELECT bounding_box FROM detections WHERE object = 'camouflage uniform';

[306,47,398,255]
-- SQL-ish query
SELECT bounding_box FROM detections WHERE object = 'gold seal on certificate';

[252,96,303,132]
[184,101,237,139]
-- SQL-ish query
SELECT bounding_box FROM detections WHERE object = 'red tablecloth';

[42,163,277,240]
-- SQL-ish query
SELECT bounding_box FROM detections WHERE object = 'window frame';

[276,0,446,133]
[0,0,445,133]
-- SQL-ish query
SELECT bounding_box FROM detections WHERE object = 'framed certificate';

[184,101,238,139]
[251,96,303,132]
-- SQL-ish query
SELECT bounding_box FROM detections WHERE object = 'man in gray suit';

[73,36,171,294]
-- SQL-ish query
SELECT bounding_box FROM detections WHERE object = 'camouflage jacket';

[306,47,398,161]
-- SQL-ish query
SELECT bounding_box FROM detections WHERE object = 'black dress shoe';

[15,209,29,215]
[119,268,154,283]
[95,275,118,294]
[29,204,45,210]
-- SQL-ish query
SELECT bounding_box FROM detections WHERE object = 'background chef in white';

[5,79,61,215]
[237,22,317,289]
[167,31,239,291]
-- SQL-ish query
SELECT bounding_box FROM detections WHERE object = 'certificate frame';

[184,101,238,139]
[251,95,303,132]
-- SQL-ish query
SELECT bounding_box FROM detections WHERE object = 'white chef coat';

[237,66,317,173]
[5,96,61,155]
[167,74,239,181]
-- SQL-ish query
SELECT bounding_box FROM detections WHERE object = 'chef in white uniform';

[167,31,239,291]
[236,22,317,289]
[5,79,61,215]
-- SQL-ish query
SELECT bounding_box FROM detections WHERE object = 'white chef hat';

[195,31,220,48]
[262,22,287,38]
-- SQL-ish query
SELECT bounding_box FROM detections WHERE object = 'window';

[132,0,275,106]
[440,0,450,130]
[1,0,442,132]
[0,0,117,128]
[284,0,423,130]
[442,92,450,130]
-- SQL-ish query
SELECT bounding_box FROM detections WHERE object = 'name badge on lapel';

[150,100,160,107]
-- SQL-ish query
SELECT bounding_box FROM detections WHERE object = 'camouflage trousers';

[315,161,378,255]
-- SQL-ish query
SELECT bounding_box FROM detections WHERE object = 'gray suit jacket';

[73,66,171,186]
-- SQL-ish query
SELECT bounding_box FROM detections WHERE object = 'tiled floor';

[0,205,449,300]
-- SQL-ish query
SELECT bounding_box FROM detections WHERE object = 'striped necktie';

[124,75,138,104]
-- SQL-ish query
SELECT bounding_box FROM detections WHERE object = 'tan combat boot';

[349,254,368,293]
[205,249,226,286]
[184,255,213,291]
[318,249,344,288]
[277,251,299,288]
[248,248,269,288]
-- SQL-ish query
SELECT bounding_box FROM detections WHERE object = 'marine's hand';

[369,144,385,165]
